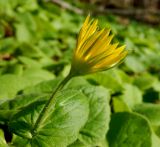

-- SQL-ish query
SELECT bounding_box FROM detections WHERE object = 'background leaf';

[107,112,153,147]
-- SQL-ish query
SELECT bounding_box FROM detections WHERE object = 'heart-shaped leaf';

[9,89,89,147]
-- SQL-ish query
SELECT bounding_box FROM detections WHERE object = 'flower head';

[70,15,128,76]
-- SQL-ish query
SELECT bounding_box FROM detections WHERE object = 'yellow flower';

[70,15,128,76]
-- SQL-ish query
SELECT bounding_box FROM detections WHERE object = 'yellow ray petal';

[76,19,98,53]
[77,14,90,41]
[113,45,126,55]
[81,19,98,42]
[93,50,128,69]
[80,29,105,59]
[88,33,113,57]
[87,43,119,65]
[86,36,114,63]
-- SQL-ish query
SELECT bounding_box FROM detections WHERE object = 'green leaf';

[0,94,46,110]
[72,86,111,146]
[0,37,17,53]
[0,71,54,99]
[0,129,7,147]
[68,140,87,147]
[114,69,132,84]
[107,112,152,147]
[112,98,130,112]
[9,89,89,147]
[133,73,157,90]
[0,109,18,123]
[86,70,123,93]
[69,139,109,147]
[0,93,47,122]
[125,56,146,73]
[120,84,142,108]
[24,78,61,95]
[155,126,160,138]
[152,133,160,147]
[153,80,160,92]
[18,56,42,68]
[66,77,90,88]
[23,68,55,85]
[0,24,5,38]
[0,74,28,99]
[133,104,160,126]
[15,23,32,43]
[18,43,44,58]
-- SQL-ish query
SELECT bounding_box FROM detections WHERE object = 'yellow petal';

[113,45,126,55]
[88,33,113,57]
[86,43,118,66]
[80,29,105,59]
[76,19,98,53]
[93,50,128,69]
[78,14,90,42]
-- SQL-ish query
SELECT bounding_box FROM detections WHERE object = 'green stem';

[32,74,72,135]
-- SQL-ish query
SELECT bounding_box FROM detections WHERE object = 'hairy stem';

[32,74,72,134]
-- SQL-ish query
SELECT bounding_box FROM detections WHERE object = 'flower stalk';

[32,73,72,134]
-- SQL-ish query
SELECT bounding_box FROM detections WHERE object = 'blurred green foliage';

[0,0,160,146]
